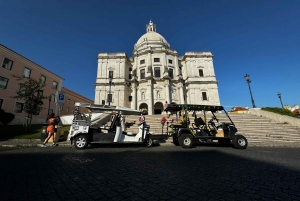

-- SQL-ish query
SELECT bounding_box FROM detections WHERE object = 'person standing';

[164,101,168,109]
[41,113,58,147]
[164,101,168,115]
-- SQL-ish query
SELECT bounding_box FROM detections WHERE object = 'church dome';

[134,21,170,51]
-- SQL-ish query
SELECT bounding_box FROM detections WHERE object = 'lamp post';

[244,74,256,108]
[107,72,113,106]
[277,92,284,108]
[48,95,51,115]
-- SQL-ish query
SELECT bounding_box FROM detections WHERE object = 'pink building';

[60,87,93,116]
[0,44,92,125]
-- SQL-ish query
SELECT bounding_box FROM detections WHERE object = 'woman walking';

[41,113,58,147]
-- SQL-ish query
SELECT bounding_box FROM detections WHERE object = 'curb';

[0,139,175,148]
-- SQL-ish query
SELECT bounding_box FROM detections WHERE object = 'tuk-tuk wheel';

[144,135,153,147]
[232,134,248,149]
[74,135,89,149]
[179,134,194,148]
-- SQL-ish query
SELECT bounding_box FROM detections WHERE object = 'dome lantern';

[146,20,156,32]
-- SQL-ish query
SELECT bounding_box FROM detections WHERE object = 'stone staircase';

[124,113,300,147]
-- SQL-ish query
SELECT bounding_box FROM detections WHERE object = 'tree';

[11,75,48,131]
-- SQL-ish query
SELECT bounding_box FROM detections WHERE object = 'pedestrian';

[110,111,116,122]
[139,114,145,124]
[42,113,58,147]
[164,101,170,117]
[164,101,168,110]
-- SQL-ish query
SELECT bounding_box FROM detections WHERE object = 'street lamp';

[277,92,284,108]
[48,95,52,115]
[244,74,256,108]
[107,72,113,106]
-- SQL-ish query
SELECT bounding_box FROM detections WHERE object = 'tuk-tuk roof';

[74,102,142,115]
[165,104,224,112]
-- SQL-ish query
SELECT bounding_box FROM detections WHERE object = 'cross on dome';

[146,20,156,32]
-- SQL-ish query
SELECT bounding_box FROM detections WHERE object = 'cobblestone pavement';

[0,146,300,201]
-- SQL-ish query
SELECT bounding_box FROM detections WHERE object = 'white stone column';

[148,80,153,115]
[147,52,152,73]
[131,83,137,110]
[165,80,170,103]
[174,55,178,77]
[179,84,184,104]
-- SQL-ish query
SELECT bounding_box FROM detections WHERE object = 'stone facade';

[94,21,220,115]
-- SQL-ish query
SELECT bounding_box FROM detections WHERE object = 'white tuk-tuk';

[69,102,153,149]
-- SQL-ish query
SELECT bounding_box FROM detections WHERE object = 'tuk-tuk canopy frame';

[165,104,224,112]
[74,102,142,115]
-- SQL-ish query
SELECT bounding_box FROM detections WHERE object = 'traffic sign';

[55,91,65,105]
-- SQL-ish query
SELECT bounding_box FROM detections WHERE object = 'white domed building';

[94,21,220,115]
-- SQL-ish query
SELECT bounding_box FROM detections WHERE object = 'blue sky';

[1,0,299,110]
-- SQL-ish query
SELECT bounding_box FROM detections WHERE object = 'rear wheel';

[144,135,153,147]
[179,134,194,148]
[74,135,89,149]
[232,134,248,149]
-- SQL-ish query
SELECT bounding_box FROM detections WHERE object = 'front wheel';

[74,135,89,149]
[232,134,248,149]
[144,135,153,147]
[179,134,194,148]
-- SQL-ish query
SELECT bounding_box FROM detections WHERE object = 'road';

[0,145,300,201]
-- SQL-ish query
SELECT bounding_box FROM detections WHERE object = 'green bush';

[261,107,296,117]
[0,109,15,125]
[0,124,70,140]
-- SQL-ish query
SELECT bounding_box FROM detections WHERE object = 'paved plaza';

[0,145,300,201]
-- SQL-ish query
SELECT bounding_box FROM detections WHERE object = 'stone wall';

[249,108,300,129]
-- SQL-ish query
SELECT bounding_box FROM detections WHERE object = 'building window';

[14,102,24,113]
[154,58,160,62]
[67,107,70,112]
[199,69,204,77]
[68,99,70,104]
[23,67,31,78]
[71,108,74,113]
[129,74,132,79]
[40,75,46,84]
[140,69,145,79]
[168,68,174,79]
[59,105,63,111]
[129,67,132,71]
[50,94,55,102]
[140,60,145,65]
[129,96,132,102]
[0,76,9,89]
[49,109,54,114]
[109,71,113,79]
[0,98,3,109]
[73,100,75,105]
[1,57,14,71]
[202,92,208,100]
[37,90,43,97]
[18,84,26,94]
[52,81,58,89]
[168,59,172,64]
[154,67,161,78]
